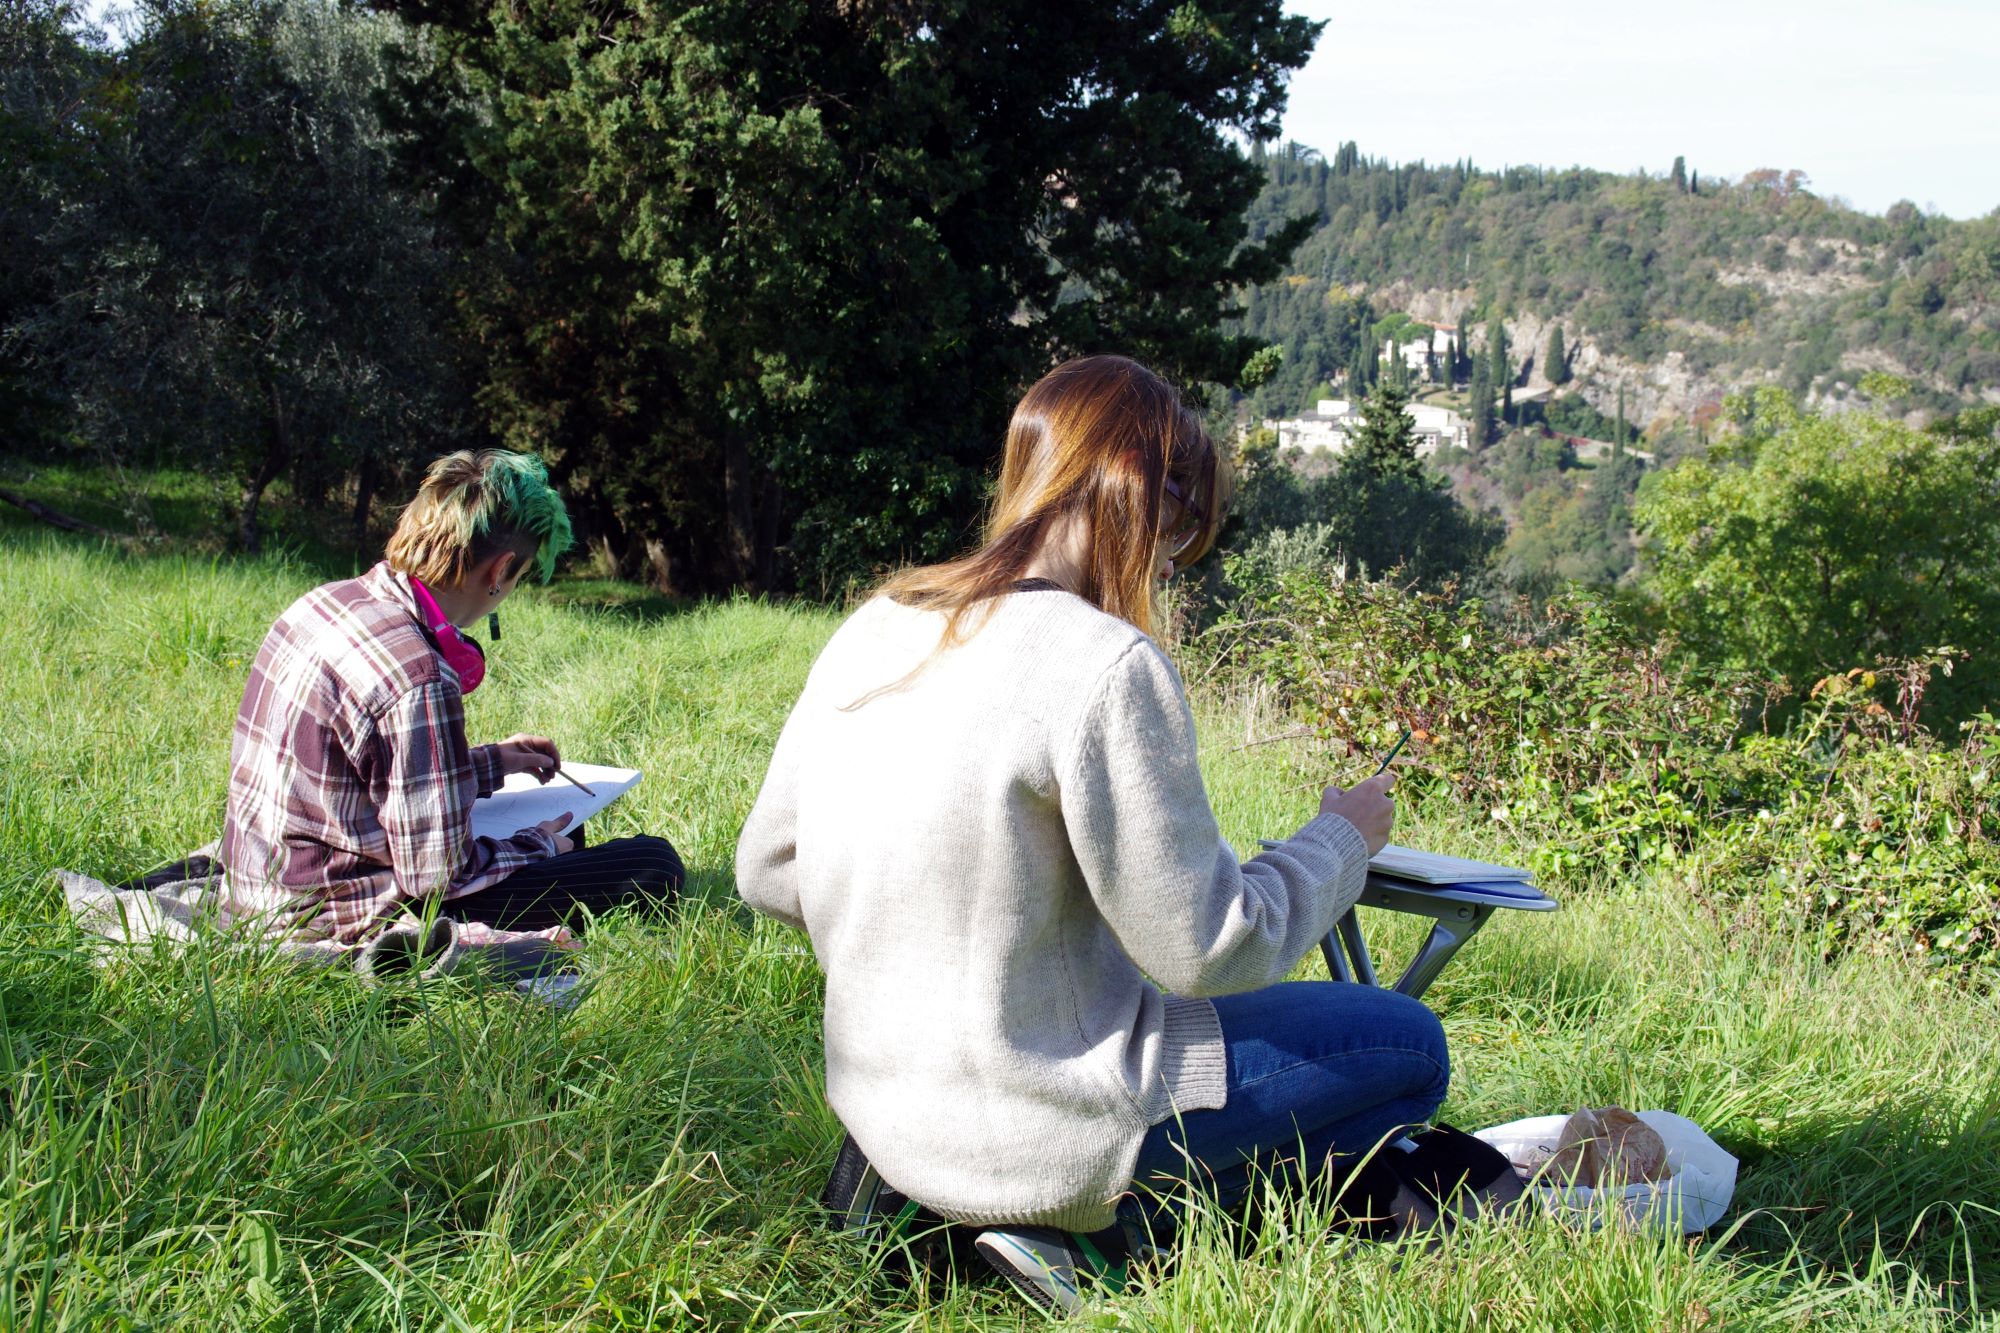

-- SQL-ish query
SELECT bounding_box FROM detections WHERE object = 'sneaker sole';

[974,1231,1081,1317]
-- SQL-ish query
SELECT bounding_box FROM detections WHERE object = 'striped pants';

[452,831,683,932]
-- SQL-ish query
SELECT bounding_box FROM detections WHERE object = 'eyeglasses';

[1160,477,1207,560]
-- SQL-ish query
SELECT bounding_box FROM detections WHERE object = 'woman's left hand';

[496,733,562,782]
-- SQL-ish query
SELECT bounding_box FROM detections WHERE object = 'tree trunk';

[350,447,378,555]
[643,538,674,592]
[722,433,761,592]
[237,384,292,554]
[755,465,782,591]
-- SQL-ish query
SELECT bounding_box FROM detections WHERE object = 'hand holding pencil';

[1373,726,1412,776]
[496,733,563,782]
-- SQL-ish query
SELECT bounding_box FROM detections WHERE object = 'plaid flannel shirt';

[221,561,558,943]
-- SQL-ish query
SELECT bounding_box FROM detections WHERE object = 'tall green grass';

[1,519,1994,1329]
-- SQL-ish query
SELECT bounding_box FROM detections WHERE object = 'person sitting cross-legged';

[736,356,1456,1315]
[221,448,682,948]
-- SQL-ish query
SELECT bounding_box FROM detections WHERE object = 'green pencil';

[1373,727,1412,776]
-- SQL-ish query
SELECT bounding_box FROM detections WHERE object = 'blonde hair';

[385,449,573,588]
[881,354,1228,647]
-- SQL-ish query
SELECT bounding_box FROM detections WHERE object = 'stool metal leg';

[1388,905,1492,999]
[1337,910,1378,987]
[1319,922,1353,983]
[1316,883,1507,1000]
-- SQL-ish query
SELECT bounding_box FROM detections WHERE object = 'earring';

[487,584,499,596]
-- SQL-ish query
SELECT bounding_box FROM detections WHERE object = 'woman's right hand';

[1320,772,1396,855]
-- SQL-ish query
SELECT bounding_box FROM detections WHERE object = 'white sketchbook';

[471,762,643,842]
[1368,843,1532,885]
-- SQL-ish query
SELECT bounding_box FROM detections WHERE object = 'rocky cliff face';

[1357,279,1742,430]
[1356,261,1997,432]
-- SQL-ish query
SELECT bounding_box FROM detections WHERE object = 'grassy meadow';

[1,498,1996,1330]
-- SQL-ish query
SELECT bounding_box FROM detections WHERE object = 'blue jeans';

[1122,981,1449,1226]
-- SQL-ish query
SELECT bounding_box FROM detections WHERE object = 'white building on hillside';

[1410,403,1468,452]
[1264,396,1466,459]
[1270,399,1353,453]
[1384,337,1436,379]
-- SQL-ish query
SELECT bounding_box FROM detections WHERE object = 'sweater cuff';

[1280,811,1373,918]
[1150,994,1228,1122]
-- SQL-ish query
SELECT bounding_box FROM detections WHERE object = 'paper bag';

[1472,1110,1737,1235]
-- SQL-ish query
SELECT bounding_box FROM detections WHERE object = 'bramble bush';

[1204,567,2000,972]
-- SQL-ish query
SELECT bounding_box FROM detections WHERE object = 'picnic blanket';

[60,845,585,1005]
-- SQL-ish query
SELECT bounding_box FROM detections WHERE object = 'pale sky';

[76,0,2000,219]
[1278,0,2000,220]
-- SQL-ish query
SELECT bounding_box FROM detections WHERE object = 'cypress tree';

[1546,326,1569,385]
[1348,378,1422,480]
[1670,155,1688,192]
[1469,360,1494,448]
[1486,315,1510,389]
[1616,381,1628,447]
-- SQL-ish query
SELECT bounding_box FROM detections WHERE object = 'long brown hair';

[880,354,1229,648]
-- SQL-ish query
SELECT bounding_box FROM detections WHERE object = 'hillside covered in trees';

[1234,141,2000,432]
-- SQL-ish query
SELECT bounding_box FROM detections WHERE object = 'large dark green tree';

[384,0,1324,594]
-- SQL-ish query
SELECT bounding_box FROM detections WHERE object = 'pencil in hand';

[553,767,597,797]
[1373,727,1412,777]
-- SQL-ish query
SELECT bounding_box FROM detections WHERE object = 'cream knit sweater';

[736,589,1370,1230]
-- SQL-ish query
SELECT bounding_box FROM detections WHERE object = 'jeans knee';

[1381,990,1451,1101]
[1416,1008,1451,1101]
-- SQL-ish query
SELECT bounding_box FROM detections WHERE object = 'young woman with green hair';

[221,449,682,944]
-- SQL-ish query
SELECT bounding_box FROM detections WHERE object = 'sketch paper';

[1368,843,1533,885]
[471,762,642,842]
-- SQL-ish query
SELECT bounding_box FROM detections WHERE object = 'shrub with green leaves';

[1208,570,2000,970]
[1635,387,2000,729]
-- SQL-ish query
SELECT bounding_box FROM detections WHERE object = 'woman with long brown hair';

[737,355,1448,1311]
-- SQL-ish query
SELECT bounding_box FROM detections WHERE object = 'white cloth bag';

[1472,1110,1738,1235]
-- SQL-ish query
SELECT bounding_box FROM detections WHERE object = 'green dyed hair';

[386,449,573,587]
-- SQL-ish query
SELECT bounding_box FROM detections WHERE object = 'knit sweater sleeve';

[1059,639,1371,998]
[735,695,809,931]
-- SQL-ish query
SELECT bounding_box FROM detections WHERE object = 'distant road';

[1560,431,1654,464]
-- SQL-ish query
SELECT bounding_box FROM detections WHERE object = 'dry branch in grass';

[0,487,127,540]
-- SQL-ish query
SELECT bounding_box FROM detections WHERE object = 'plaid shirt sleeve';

[375,679,559,902]
[467,743,506,799]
